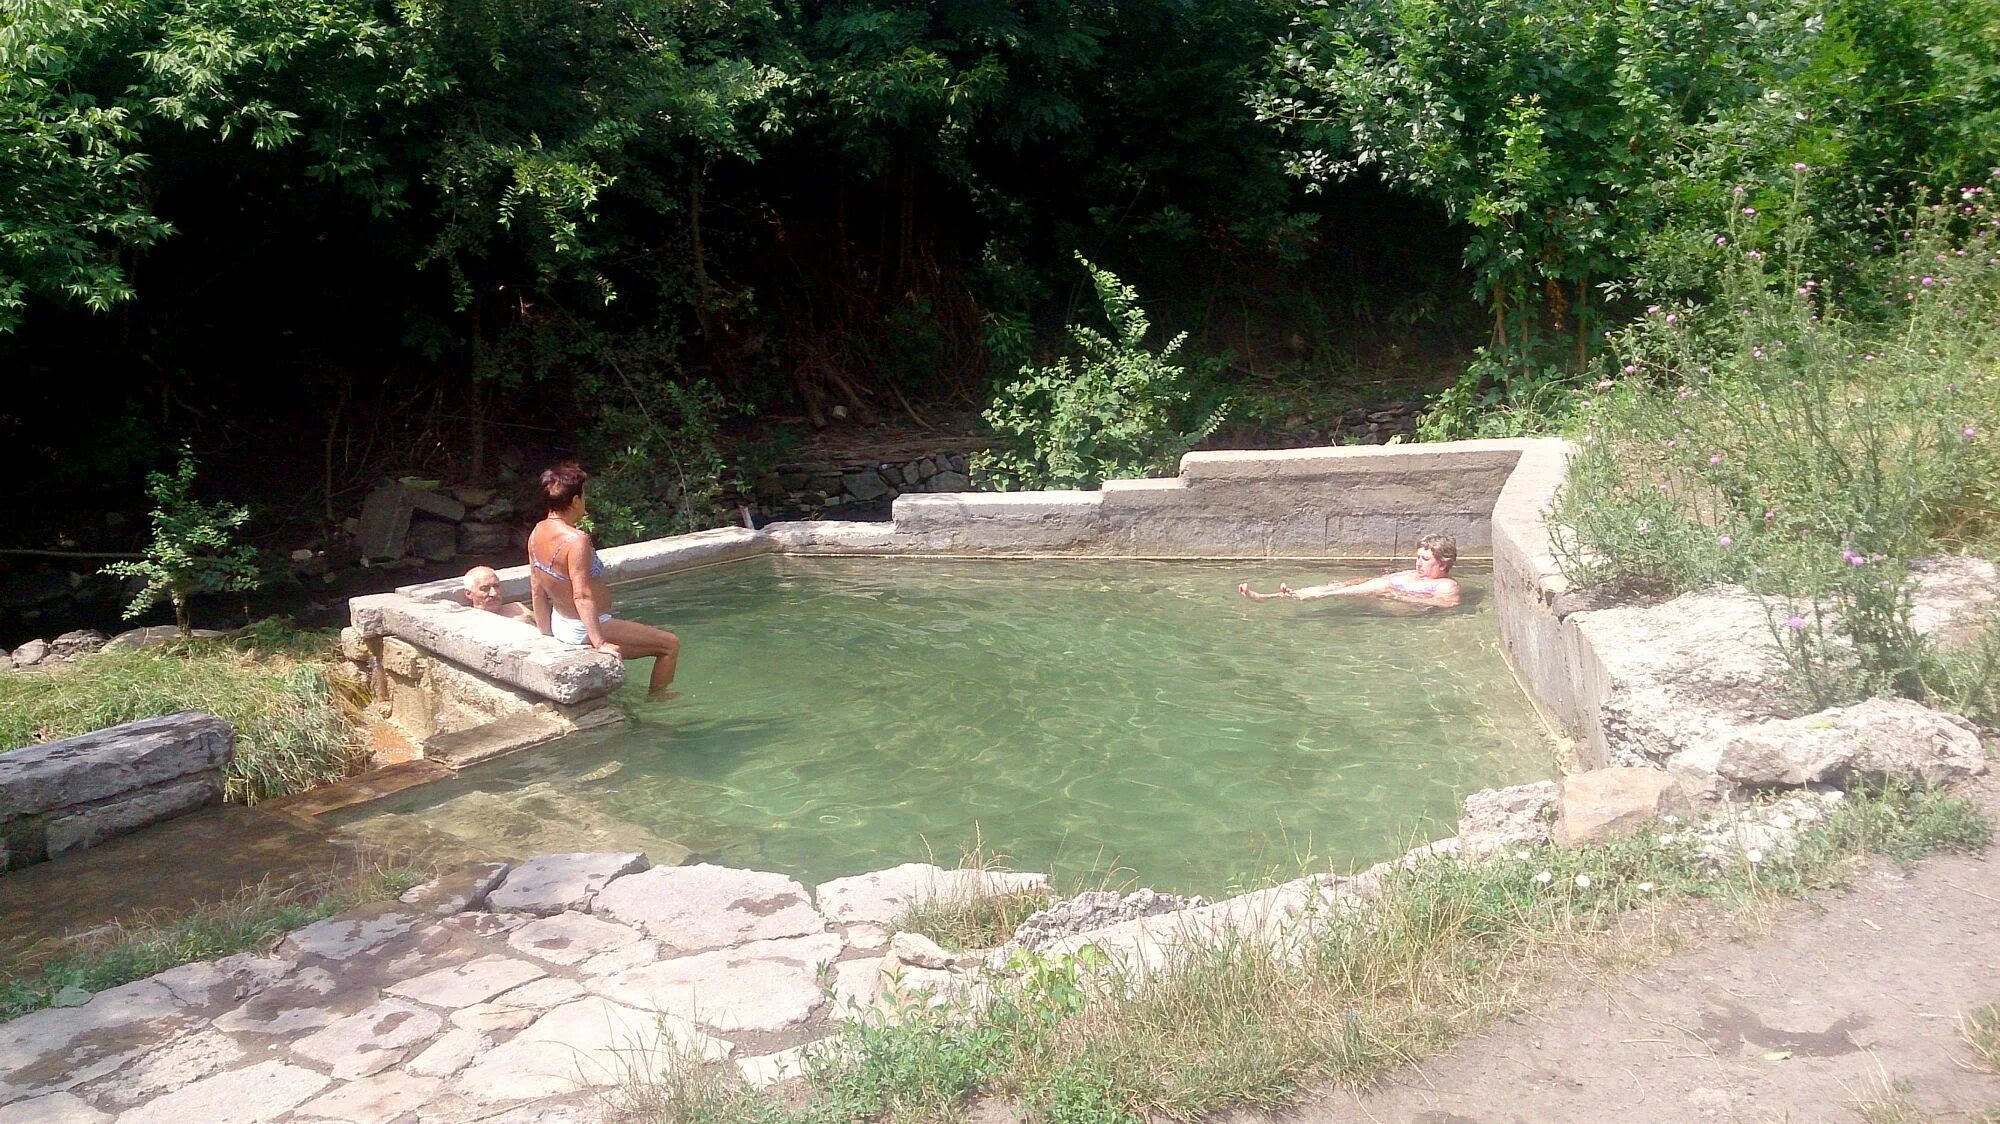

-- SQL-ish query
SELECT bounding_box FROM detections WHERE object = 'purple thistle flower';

[1966,425,1978,439]
[1709,455,1723,465]
[1718,535,1733,547]
[1785,615,1807,630]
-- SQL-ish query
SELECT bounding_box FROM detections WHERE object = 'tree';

[103,451,261,636]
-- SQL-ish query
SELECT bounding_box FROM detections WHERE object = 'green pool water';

[336,555,1553,895]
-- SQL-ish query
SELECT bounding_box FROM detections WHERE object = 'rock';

[209,966,362,1036]
[842,471,891,502]
[405,1027,489,1077]
[398,862,510,916]
[408,516,459,562]
[931,471,972,491]
[1456,780,1560,856]
[738,1044,814,1087]
[485,852,649,916]
[10,639,46,667]
[451,486,496,507]
[46,630,108,662]
[49,986,92,1008]
[815,863,1049,927]
[290,548,316,562]
[1572,588,1796,765]
[291,1071,441,1124]
[1909,555,2000,650]
[1554,767,1686,846]
[116,1059,328,1124]
[470,497,516,522]
[149,953,292,1009]
[588,932,842,1033]
[507,912,645,966]
[0,652,13,672]
[74,1030,245,1112]
[290,998,443,1079]
[106,626,224,651]
[594,864,827,953]
[1714,698,1989,789]
[453,998,728,1102]
[384,954,545,1009]
[356,481,465,561]
[281,905,422,961]
[456,521,516,555]
[44,775,224,859]
[449,978,587,1034]
[0,1092,109,1123]
[0,981,198,1104]
[1000,888,1199,956]
[888,931,964,969]
[831,957,883,1011]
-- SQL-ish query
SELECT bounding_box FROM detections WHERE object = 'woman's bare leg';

[601,617,680,692]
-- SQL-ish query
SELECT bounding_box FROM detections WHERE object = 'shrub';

[100,450,261,636]
[1553,178,2000,711]
[974,256,1226,491]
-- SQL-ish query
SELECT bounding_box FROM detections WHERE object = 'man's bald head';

[463,566,503,612]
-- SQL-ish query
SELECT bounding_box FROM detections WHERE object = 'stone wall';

[745,452,977,518]
[0,712,233,873]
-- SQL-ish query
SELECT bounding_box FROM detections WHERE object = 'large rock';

[46,630,109,662]
[408,517,459,562]
[1713,698,1989,789]
[1909,555,2000,650]
[290,998,443,1079]
[507,912,645,966]
[0,712,234,816]
[588,932,843,1033]
[44,775,224,858]
[356,481,466,561]
[1455,780,1560,856]
[453,998,727,1102]
[384,955,545,1009]
[1554,767,1685,846]
[813,862,1049,927]
[457,521,517,555]
[116,1059,328,1124]
[1572,589,1796,766]
[485,852,648,916]
[9,639,47,668]
[594,865,827,953]
[0,981,200,1105]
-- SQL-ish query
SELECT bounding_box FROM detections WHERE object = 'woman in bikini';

[528,463,682,694]
[1237,533,1462,608]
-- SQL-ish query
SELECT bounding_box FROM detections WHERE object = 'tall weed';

[1554,177,2000,712]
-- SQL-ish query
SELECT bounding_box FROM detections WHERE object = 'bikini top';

[530,528,605,584]
[1388,571,1445,594]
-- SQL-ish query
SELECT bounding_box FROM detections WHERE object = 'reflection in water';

[334,557,1553,895]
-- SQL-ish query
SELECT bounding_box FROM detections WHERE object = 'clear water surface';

[335,556,1553,895]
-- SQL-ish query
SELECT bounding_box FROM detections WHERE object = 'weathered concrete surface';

[594,864,828,952]
[0,713,234,872]
[350,594,623,705]
[485,852,647,916]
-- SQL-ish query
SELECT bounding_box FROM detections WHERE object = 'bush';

[101,450,261,636]
[1553,179,2000,710]
[974,256,1226,491]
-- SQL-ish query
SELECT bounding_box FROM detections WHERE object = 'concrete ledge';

[397,526,772,604]
[351,594,624,705]
[1,712,234,872]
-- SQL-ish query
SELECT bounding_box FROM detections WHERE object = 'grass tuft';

[0,863,429,1022]
[895,891,1053,952]
[0,625,369,803]
[1963,1005,2000,1074]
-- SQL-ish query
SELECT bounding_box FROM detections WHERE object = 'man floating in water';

[1238,533,1462,608]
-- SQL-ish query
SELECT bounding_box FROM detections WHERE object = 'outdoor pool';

[335,555,1552,895]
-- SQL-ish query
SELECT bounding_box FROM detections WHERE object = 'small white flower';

[1657,833,1676,846]
[1534,870,1553,884]
[1574,874,1592,889]
[1637,882,1656,892]
[1661,814,1681,825]
[1513,849,1531,860]
[1746,849,1764,865]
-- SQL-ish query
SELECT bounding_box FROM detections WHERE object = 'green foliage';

[0,631,368,803]
[580,376,730,548]
[1553,184,2000,711]
[101,450,261,636]
[976,256,1225,490]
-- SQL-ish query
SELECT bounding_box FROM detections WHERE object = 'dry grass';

[0,860,432,1021]
[1963,1005,2000,1074]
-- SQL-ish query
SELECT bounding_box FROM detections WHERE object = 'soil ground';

[1225,775,2000,1124]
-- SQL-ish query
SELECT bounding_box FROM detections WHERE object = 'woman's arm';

[1288,576,1390,601]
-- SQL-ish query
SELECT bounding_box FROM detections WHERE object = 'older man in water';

[1238,533,1462,608]
[462,565,532,621]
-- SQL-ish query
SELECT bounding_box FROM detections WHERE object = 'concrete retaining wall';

[349,438,1619,762]
[0,712,233,872]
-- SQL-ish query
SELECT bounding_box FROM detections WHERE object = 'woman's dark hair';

[541,462,588,513]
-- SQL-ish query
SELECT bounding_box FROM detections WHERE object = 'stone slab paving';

[0,859,991,1122]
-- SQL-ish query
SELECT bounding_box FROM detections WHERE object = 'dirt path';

[1227,778,2000,1124]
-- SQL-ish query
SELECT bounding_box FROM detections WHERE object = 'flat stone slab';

[449,977,587,1034]
[453,998,729,1103]
[281,905,422,960]
[0,713,233,817]
[292,1071,442,1124]
[290,998,442,1079]
[385,954,545,1009]
[814,862,1048,926]
[485,852,647,916]
[210,967,364,1036]
[118,1059,328,1124]
[590,932,843,1033]
[507,911,645,966]
[149,953,293,1009]
[0,981,197,1104]
[594,864,828,952]
[0,1092,110,1123]
[73,1028,244,1111]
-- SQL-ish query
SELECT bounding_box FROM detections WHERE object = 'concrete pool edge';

[341,438,1600,773]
